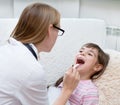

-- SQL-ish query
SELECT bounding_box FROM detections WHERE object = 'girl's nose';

[80,52,85,56]
[78,51,86,56]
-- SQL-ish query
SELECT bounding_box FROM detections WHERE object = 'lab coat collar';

[8,37,40,61]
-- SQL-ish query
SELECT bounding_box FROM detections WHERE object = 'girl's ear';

[94,64,103,72]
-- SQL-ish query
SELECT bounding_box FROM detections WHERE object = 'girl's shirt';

[59,80,99,105]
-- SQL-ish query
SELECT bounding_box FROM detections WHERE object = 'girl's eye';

[79,50,83,53]
[88,53,93,56]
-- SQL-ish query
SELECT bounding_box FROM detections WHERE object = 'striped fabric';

[69,80,99,105]
[59,80,99,105]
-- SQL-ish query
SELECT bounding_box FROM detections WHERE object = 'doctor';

[0,2,80,105]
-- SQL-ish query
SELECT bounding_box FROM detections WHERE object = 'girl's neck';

[80,75,91,80]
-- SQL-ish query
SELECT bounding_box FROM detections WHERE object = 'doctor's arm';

[53,66,80,105]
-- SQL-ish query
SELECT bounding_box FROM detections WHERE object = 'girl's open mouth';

[76,58,85,65]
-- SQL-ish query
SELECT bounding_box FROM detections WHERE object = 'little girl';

[54,43,109,105]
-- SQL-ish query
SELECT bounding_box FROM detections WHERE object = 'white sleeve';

[16,80,49,105]
[48,86,70,105]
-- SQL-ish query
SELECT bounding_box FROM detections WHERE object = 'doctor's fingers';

[65,67,80,83]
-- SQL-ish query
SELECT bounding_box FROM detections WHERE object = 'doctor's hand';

[53,65,80,105]
[62,64,80,96]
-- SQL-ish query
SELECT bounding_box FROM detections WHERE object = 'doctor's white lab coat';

[0,38,48,105]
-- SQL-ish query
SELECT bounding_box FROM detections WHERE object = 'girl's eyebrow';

[89,50,97,57]
[79,47,84,50]
[80,47,97,57]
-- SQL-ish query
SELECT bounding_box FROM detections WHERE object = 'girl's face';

[74,46,101,79]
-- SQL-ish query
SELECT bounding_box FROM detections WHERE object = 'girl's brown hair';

[55,43,109,87]
[11,3,60,44]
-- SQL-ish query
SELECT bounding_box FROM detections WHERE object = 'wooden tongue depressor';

[73,64,79,69]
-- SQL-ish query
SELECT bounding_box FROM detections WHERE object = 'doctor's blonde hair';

[11,3,60,44]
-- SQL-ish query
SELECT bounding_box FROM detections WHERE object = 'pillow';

[94,49,120,105]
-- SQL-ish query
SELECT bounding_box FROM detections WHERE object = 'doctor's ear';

[48,24,53,32]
